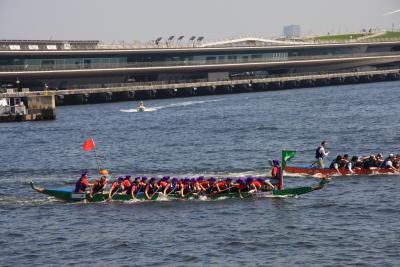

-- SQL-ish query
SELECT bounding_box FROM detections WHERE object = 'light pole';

[166,36,175,47]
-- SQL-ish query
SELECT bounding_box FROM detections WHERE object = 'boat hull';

[286,166,395,176]
[30,180,327,203]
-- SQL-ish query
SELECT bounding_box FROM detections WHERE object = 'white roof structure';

[201,36,311,48]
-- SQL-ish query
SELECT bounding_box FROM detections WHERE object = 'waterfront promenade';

[1,68,399,99]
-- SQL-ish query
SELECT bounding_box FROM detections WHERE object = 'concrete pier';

[0,94,56,122]
[27,95,56,120]
[1,68,400,111]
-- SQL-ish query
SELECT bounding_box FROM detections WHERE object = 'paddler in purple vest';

[313,141,329,168]
[74,170,92,193]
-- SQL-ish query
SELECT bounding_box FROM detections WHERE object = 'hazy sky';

[0,0,399,42]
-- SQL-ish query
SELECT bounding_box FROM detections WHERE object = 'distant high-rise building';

[283,25,301,38]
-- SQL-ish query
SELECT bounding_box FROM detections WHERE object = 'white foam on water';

[120,99,224,113]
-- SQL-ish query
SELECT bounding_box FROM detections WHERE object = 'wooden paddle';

[108,181,121,202]
[149,187,160,200]
[167,185,179,196]
[207,186,236,197]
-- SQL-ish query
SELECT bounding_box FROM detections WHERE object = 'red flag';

[82,138,95,151]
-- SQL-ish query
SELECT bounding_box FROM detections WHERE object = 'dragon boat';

[285,165,396,176]
[30,179,328,203]
[30,150,329,203]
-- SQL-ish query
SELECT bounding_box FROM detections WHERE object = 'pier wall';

[27,95,56,120]
[2,69,400,107]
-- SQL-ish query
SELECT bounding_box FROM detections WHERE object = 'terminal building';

[1,37,400,92]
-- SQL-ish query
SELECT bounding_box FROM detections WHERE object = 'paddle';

[108,180,121,202]
[167,185,179,196]
[149,186,160,200]
[207,185,236,197]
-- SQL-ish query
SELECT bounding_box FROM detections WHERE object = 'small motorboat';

[137,101,145,112]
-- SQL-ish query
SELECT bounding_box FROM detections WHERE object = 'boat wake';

[0,195,60,206]
[120,99,223,113]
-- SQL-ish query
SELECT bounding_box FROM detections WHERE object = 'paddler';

[137,176,148,193]
[178,177,191,197]
[108,176,124,200]
[144,177,160,200]
[205,177,221,194]
[245,177,258,193]
[74,171,92,193]
[382,153,398,172]
[252,177,263,191]
[256,177,275,191]
[190,178,205,196]
[236,178,247,199]
[89,171,108,198]
[159,176,170,194]
[217,178,227,191]
[121,175,132,194]
[198,176,208,190]
[130,181,138,199]
[165,178,179,195]
[224,177,235,192]
[314,141,329,168]
[329,155,342,174]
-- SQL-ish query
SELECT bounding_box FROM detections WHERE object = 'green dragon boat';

[31,150,327,203]
[30,179,328,203]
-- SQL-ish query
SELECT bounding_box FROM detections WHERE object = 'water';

[1,81,400,266]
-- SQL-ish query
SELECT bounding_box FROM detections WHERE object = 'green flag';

[282,150,296,170]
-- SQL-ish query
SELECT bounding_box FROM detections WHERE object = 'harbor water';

[1,81,400,266]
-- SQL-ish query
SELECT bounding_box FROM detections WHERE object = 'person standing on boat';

[314,141,329,168]
[270,160,281,187]
[74,171,92,193]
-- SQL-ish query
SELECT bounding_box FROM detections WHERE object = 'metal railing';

[2,67,399,98]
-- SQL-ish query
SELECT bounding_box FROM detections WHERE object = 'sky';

[0,0,399,42]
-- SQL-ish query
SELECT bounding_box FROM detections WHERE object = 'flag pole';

[93,144,101,173]
[281,150,297,190]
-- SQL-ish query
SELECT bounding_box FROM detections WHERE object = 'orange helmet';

[99,169,109,175]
